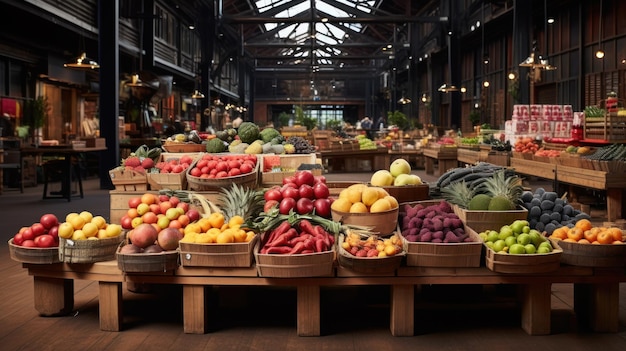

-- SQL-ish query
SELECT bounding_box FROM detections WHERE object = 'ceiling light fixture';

[398,96,412,104]
[596,0,605,59]
[191,90,205,99]
[519,0,557,70]
[64,52,100,69]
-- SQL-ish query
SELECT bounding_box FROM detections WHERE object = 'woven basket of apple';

[186,153,259,191]
[478,219,563,274]
[8,214,64,264]
[330,183,399,236]
[176,183,263,268]
[369,158,430,204]
[336,230,405,274]
[398,200,483,267]
[548,219,626,267]
[57,211,126,263]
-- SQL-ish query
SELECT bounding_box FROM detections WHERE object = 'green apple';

[529,231,544,247]
[510,220,529,234]
[517,233,532,245]
[522,225,531,234]
[504,235,517,248]
[394,173,413,186]
[537,246,552,254]
[370,169,394,186]
[479,232,488,241]
[486,230,500,243]
[389,158,411,177]
[498,226,514,240]
[408,174,423,185]
[492,239,506,252]
[509,243,526,254]
[538,241,553,251]
[524,244,537,254]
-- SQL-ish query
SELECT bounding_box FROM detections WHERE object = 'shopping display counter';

[21,261,626,336]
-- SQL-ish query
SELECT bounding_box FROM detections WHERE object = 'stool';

[42,158,83,201]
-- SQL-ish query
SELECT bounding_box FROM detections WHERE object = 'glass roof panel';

[255,0,376,64]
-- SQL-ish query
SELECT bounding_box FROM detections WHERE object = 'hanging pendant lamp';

[64,52,100,69]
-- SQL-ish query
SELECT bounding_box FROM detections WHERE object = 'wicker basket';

[336,234,405,274]
[254,241,335,278]
[484,239,563,274]
[162,141,206,153]
[116,243,179,272]
[331,207,399,236]
[8,238,60,264]
[59,234,125,263]
[108,167,148,191]
[557,238,626,267]
[179,235,258,267]
[186,158,259,191]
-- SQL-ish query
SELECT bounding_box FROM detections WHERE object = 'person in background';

[376,116,385,129]
[1,113,15,137]
[360,116,373,139]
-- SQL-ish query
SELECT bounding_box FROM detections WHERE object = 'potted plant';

[387,110,409,130]
[23,96,48,146]
[295,105,317,130]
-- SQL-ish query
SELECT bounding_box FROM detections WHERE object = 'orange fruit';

[208,212,225,229]
[141,193,157,205]
[574,218,592,232]
[596,230,613,244]
[583,229,597,243]
[608,227,624,242]
[551,227,568,240]
[567,227,584,242]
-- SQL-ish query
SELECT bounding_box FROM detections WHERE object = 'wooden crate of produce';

[179,236,258,267]
[254,241,334,277]
[108,167,148,191]
[484,240,563,274]
[510,158,556,179]
[336,233,405,274]
[584,113,626,142]
[556,237,626,267]
[403,226,483,268]
[452,204,529,234]
[117,243,179,273]
[261,153,320,185]
[8,238,60,264]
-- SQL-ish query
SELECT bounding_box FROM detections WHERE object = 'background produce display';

[520,188,590,235]
[370,158,422,187]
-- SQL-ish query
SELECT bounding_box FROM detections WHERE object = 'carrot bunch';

[514,137,539,153]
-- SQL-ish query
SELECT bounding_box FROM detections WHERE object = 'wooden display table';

[319,148,390,173]
[423,147,458,176]
[456,148,480,165]
[20,261,626,337]
[510,157,625,221]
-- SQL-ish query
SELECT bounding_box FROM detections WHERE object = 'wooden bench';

[21,261,626,337]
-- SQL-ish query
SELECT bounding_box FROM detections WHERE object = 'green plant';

[469,109,481,126]
[277,112,291,127]
[387,110,409,130]
[325,119,342,130]
[23,96,48,130]
[294,105,317,130]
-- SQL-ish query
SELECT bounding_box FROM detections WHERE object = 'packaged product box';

[530,105,542,121]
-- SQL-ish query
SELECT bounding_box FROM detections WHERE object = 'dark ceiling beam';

[254,55,389,61]
[244,41,392,47]
[222,15,448,24]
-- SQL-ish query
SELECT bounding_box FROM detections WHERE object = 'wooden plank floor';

[1,175,626,350]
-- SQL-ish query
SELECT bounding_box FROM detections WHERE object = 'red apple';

[13,233,24,246]
[120,215,133,230]
[22,227,35,241]
[36,234,56,248]
[298,184,314,199]
[296,197,314,215]
[31,223,46,237]
[169,196,181,207]
[294,170,315,187]
[279,197,296,215]
[186,209,200,223]
[128,197,142,209]
[176,201,189,213]
[264,188,283,202]
[157,227,183,251]
[21,240,36,248]
[130,223,159,249]
[39,214,59,229]
[313,182,330,199]
[282,175,296,185]
[48,225,59,241]
[282,186,300,200]
[313,198,331,218]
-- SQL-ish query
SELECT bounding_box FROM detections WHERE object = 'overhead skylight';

[255,0,377,65]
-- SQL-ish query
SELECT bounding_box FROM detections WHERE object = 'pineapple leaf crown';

[216,183,264,222]
[440,180,475,208]
[477,169,524,205]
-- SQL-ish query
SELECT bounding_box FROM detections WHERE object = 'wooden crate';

[584,113,626,142]
[402,226,483,268]
[162,141,206,153]
[381,183,430,204]
[452,204,529,233]
[336,233,405,274]
[556,238,626,267]
[108,167,148,191]
[116,243,179,273]
[484,239,563,274]
[510,158,556,179]
[8,238,60,264]
[254,241,335,277]
[261,153,320,185]
[331,207,399,236]
[59,234,126,263]
[179,236,258,267]
[147,171,187,190]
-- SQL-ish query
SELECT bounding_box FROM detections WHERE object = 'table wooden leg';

[33,276,73,316]
[438,160,457,176]
[520,283,551,335]
[425,157,434,175]
[98,281,122,331]
[605,188,622,222]
[574,283,619,332]
[183,285,208,334]
[297,285,320,336]
[390,284,414,336]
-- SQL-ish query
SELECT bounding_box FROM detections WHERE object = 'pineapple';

[477,169,524,210]
[440,180,475,209]
[216,183,264,222]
